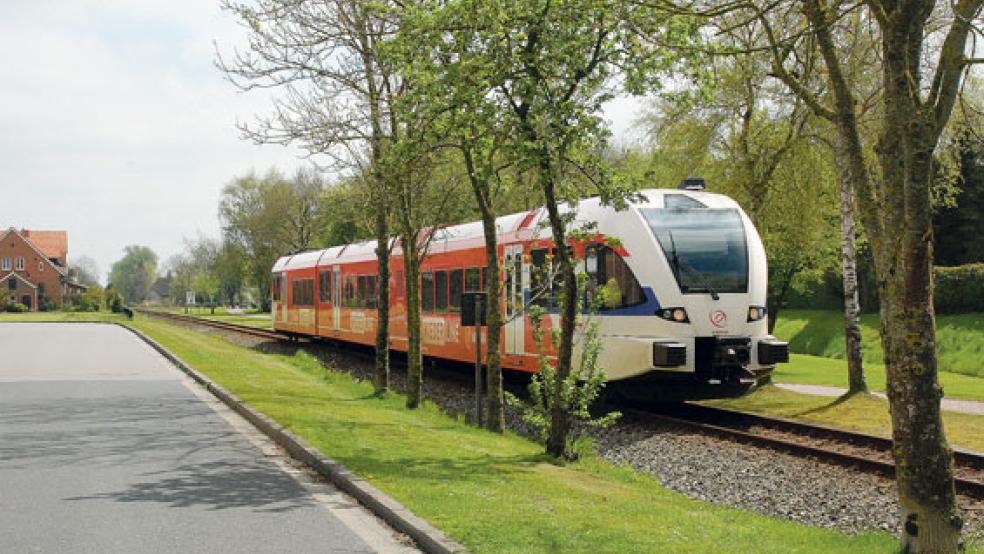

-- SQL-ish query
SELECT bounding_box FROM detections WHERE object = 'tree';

[934,130,984,265]
[218,170,324,311]
[108,245,157,304]
[214,241,247,305]
[437,0,683,457]
[395,0,517,428]
[219,0,398,394]
[733,0,984,549]
[68,256,101,288]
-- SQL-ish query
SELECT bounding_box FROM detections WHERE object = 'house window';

[1,258,9,270]
[15,257,24,270]
[8,278,16,291]
[39,262,44,272]
[38,283,46,299]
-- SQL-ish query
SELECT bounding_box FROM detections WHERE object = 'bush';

[78,288,104,312]
[4,302,28,313]
[782,262,984,315]
[935,264,984,314]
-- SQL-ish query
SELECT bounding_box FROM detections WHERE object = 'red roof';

[21,230,68,261]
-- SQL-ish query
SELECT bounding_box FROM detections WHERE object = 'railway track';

[136,308,984,499]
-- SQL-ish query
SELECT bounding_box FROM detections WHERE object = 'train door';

[332,266,342,330]
[503,244,525,355]
[279,274,288,322]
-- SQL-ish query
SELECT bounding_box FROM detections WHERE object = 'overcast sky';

[0,1,644,284]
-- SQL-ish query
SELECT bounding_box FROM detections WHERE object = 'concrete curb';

[120,323,468,554]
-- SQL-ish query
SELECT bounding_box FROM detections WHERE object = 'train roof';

[274,188,741,271]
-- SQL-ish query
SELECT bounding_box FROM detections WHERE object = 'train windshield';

[640,208,749,295]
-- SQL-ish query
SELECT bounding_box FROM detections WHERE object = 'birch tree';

[219,0,398,393]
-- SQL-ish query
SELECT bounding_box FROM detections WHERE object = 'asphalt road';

[0,323,417,554]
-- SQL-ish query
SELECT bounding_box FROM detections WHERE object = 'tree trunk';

[879,132,961,553]
[540,163,576,459]
[402,234,423,409]
[462,146,505,432]
[373,203,391,394]
[835,142,867,395]
[481,208,504,432]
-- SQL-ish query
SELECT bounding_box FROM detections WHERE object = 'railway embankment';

[122,313,901,553]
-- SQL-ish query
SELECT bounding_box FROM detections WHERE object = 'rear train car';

[272,186,788,402]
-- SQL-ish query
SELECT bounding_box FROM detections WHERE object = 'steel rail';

[626,405,984,499]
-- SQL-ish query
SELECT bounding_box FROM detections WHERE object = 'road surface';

[0,323,417,554]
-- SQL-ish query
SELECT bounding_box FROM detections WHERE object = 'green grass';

[774,353,984,403]
[155,306,274,328]
[773,309,983,378]
[0,311,127,323]
[123,314,895,553]
[704,385,984,454]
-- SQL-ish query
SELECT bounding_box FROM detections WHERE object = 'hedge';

[782,263,984,315]
[935,263,984,314]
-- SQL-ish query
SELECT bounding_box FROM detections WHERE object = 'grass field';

[774,309,983,378]
[773,353,984,403]
[704,385,984,453]
[121,314,896,553]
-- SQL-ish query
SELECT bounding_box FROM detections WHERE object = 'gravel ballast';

[159,317,984,540]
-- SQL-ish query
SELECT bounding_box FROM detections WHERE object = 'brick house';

[0,228,85,310]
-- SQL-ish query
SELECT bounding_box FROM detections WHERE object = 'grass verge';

[124,314,894,553]
[703,385,984,454]
[0,311,127,323]
[774,353,984,404]
[773,309,983,378]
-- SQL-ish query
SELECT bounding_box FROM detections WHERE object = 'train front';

[589,184,789,402]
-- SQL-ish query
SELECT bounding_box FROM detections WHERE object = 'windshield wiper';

[667,231,720,301]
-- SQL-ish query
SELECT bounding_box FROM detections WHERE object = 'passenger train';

[272,183,788,402]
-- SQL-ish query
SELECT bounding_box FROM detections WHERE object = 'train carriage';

[272,185,788,402]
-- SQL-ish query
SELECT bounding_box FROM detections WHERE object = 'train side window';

[292,279,314,307]
[435,270,448,313]
[421,271,434,312]
[367,275,377,309]
[357,276,368,308]
[530,248,551,308]
[465,267,480,291]
[449,269,463,312]
[345,275,357,307]
[319,271,331,304]
[586,245,646,310]
[272,274,282,302]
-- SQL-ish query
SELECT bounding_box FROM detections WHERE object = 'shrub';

[935,263,984,314]
[5,302,28,313]
[39,297,58,312]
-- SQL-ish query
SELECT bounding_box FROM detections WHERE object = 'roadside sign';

[186,290,195,305]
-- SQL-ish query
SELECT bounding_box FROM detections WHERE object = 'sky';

[0,2,644,284]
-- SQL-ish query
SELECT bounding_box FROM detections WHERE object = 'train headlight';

[747,306,767,322]
[657,307,689,323]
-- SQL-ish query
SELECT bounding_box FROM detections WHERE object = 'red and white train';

[272,184,788,401]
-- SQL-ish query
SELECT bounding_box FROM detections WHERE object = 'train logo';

[709,310,728,329]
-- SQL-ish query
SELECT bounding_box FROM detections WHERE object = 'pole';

[474,294,483,428]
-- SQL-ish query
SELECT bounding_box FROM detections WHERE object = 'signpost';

[461,291,488,427]
[185,290,195,314]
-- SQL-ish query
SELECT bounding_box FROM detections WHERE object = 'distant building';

[0,228,86,310]
[147,274,172,305]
